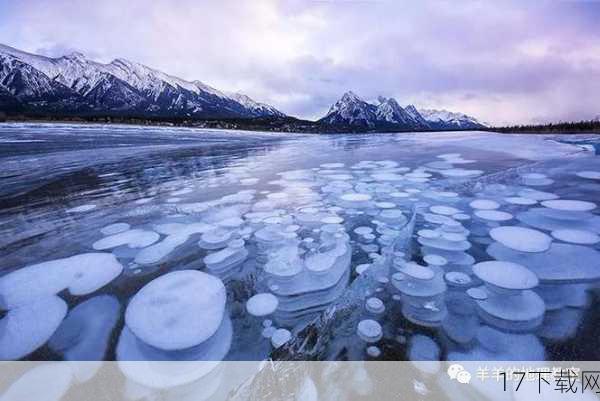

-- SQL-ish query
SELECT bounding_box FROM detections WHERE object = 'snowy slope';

[418,108,486,129]
[0,43,285,118]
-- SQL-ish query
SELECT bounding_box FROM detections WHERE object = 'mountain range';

[318,91,485,131]
[0,43,485,131]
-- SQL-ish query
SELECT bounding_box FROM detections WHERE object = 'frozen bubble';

[366,346,381,358]
[551,229,600,245]
[466,288,488,302]
[0,296,67,360]
[541,199,596,212]
[204,245,248,273]
[371,173,404,181]
[67,204,97,213]
[101,222,131,235]
[444,271,472,287]
[390,192,410,198]
[408,335,440,374]
[125,270,226,350]
[439,169,483,178]
[474,210,513,222]
[473,261,538,291]
[505,197,537,206]
[424,254,447,267]
[469,199,500,210]
[476,290,545,328]
[488,242,600,283]
[418,236,471,251]
[271,328,292,348]
[365,297,385,314]
[576,171,600,180]
[518,188,558,201]
[430,205,460,216]
[135,233,191,265]
[340,193,372,202]
[321,215,344,224]
[418,229,439,239]
[521,173,554,186]
[49,295,120,360]
[0,363,73,401]
[423,213,455,225]
[489,226,552,252]
[357,319,383,343]
[354,226,373,235]
[198,229,233,250]
[378,209,406,224]
[116,317,232,387]
[399,262,435,280]
[355,263,371,275]
[441,232,467,242]
[262,326,277,339]
[452,213,471,221]
[375,202,396,209]
[246,293,279,317]
[0,253,123,309]
[92,229,160,250]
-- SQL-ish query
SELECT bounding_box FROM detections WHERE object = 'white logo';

[447,364,471,384]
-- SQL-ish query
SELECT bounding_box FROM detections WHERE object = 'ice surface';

[67,204,97,213]
[0,253,123,309]
[0,296,67,360]
[489,226,552,253]
[125,270,226,350]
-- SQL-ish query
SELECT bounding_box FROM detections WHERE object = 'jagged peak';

[340,91,362,102]
[63,52,86,61]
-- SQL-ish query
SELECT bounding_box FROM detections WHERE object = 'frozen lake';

[1,122,600,362]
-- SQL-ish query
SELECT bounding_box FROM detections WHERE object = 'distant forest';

[2,111,600,134]
[490,119,600,133]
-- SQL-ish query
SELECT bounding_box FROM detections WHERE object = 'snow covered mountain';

[319,91,486,131]
[0,43,285,119]
[318,91,378,129]
[418,108,486,130]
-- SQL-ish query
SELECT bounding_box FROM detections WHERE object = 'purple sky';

[1,0,599,124]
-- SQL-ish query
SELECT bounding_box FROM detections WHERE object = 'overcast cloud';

[1,0,599,124]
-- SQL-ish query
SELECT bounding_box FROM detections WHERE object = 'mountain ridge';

[0,43,286,119]
[318,91,486,131]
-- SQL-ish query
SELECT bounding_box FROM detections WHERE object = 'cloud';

[0,0,598,124]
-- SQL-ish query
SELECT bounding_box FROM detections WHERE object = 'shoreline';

[1,117,600,135]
